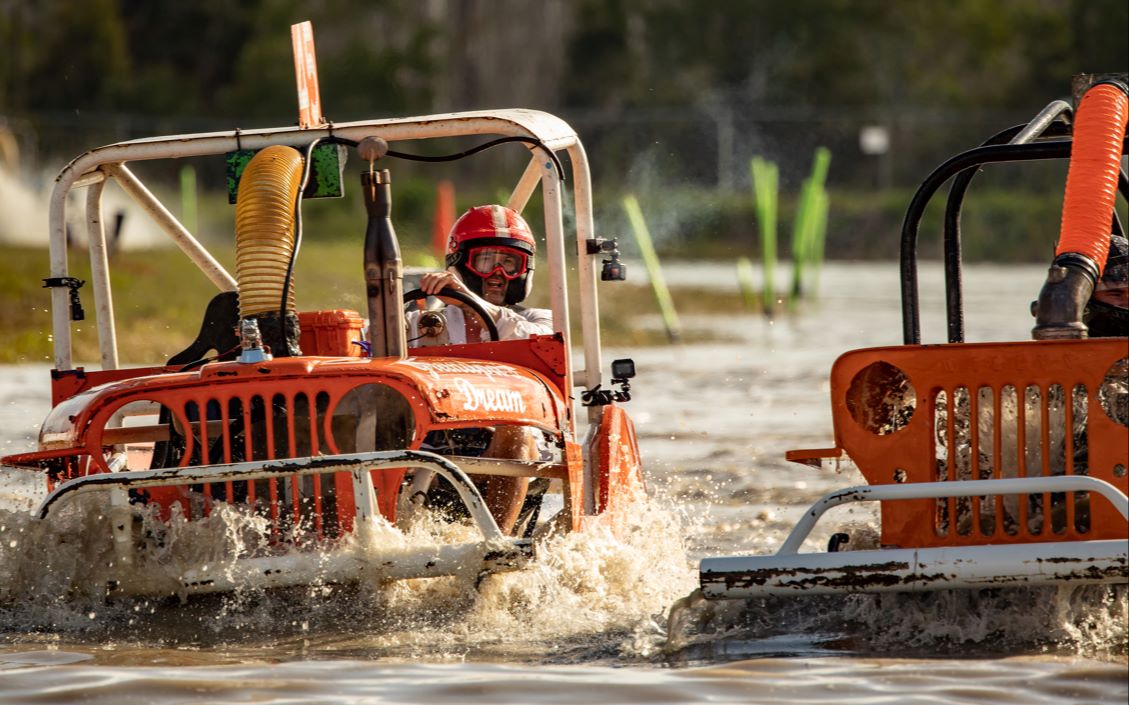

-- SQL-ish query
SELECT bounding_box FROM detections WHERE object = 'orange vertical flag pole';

[291,21,324,128]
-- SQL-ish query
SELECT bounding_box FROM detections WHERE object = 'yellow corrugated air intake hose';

[234,145,304,318]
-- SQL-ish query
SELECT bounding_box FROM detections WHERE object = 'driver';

[409,205,554,535]
[412,204,552,343]
[1084,233,1128,337]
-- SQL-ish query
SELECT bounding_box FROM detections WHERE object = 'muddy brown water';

[0,262,1125,704]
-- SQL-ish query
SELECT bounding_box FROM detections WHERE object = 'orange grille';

[82,376,421,538]
[827,338,1128,548]
[150,391,341,538]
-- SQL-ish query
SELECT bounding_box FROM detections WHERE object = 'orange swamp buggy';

[0,108,646,599]
[701,75,1129,599]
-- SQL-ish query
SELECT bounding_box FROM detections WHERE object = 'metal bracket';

[43,276,86,321]
[585,237,614,255]
[585,237,627,281]
[581,381,631,407]
[50,367,86,381]
[581,358,635,406]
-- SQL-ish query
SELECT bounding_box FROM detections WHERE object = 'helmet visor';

[466,246,529,279]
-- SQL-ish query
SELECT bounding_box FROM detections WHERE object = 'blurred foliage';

[1,0,1125,261]
[1,0,436,121]
[631,186,1083,263]
[594,182,1128,264]
[4,0,1125,129]
[565,0,1129,110]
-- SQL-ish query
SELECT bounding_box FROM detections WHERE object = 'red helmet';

[446,205,536,305]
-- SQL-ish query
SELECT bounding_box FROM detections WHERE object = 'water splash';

[665,581,1128,663]
[0,491,697,663]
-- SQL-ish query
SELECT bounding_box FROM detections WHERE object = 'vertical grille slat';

[287,393,302,535]
[197,399,213,516]
[1015,385,1029,535]
[220,397,234,503]
[243,395,255,466]
[309,391,324,537]
[1072,385,1091,534]
[994,386,1011,535]
[264,394,280,539]
[1039,384,1052,536]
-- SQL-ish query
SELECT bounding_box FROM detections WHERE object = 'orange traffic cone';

[432,180,456,260]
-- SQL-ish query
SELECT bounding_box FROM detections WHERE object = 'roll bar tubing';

[47,112,607,422]
[900,128,1129,345]
[942,100,1073,344]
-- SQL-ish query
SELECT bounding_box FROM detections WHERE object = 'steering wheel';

[403,287,500,342]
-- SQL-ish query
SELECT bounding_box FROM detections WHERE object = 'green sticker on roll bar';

[225,143,347,204]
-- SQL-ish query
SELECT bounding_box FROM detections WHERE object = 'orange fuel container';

[298,309,366,357]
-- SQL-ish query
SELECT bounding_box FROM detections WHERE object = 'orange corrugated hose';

[1056,82,1129,274]
[234,146,305,318]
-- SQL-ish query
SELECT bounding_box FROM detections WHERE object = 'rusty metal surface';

[700,538,1129,598]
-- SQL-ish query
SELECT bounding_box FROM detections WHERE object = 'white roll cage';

[47,109,609,420]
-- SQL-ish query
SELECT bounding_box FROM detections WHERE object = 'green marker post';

[180,164,198,235]
[736,256,759,311]
[751,156,778,315]
[623,194,681,342]
[789,147,831,303]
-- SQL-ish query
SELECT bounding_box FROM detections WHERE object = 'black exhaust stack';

[362,165,407,359]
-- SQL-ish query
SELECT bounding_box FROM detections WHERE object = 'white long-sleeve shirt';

[408,304,553,345]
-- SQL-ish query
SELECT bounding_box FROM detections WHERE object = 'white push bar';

[37,450,537,597]
[37,450,507,540]
[776,476,1128,555]
[700,476,1129,598]
[701,538,1128,598]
